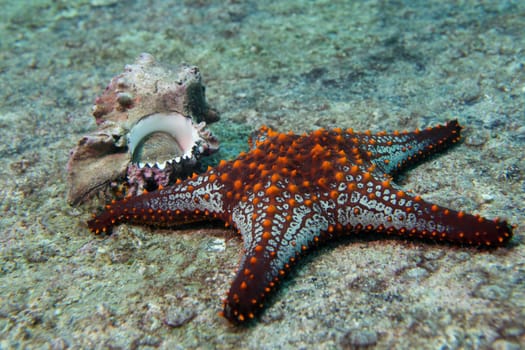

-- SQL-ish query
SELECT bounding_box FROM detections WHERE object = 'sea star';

[88,119,513,324]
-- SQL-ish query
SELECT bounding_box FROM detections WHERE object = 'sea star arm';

[329,177,512,246]
[356,119,462,176]
[87,172,228,234]
[224,196,331,323]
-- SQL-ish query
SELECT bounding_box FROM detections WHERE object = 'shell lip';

[127,112,203,168]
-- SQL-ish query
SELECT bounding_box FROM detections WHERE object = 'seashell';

[67,53,220,205]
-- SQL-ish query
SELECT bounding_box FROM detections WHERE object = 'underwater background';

[1,0,524,348]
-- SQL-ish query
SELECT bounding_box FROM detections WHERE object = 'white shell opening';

[127,112,200,165]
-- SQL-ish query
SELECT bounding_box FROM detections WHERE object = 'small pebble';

[164,305,196,327]
[340,329,378,348]
[404,267,429,280]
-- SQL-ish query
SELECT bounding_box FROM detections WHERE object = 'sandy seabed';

[1,1,523,348]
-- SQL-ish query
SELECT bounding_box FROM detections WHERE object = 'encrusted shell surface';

[92,53,219,128]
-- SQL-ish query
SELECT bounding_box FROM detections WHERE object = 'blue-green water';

[0,1,523,348]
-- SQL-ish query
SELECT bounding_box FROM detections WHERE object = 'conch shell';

[67,53,220,205]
